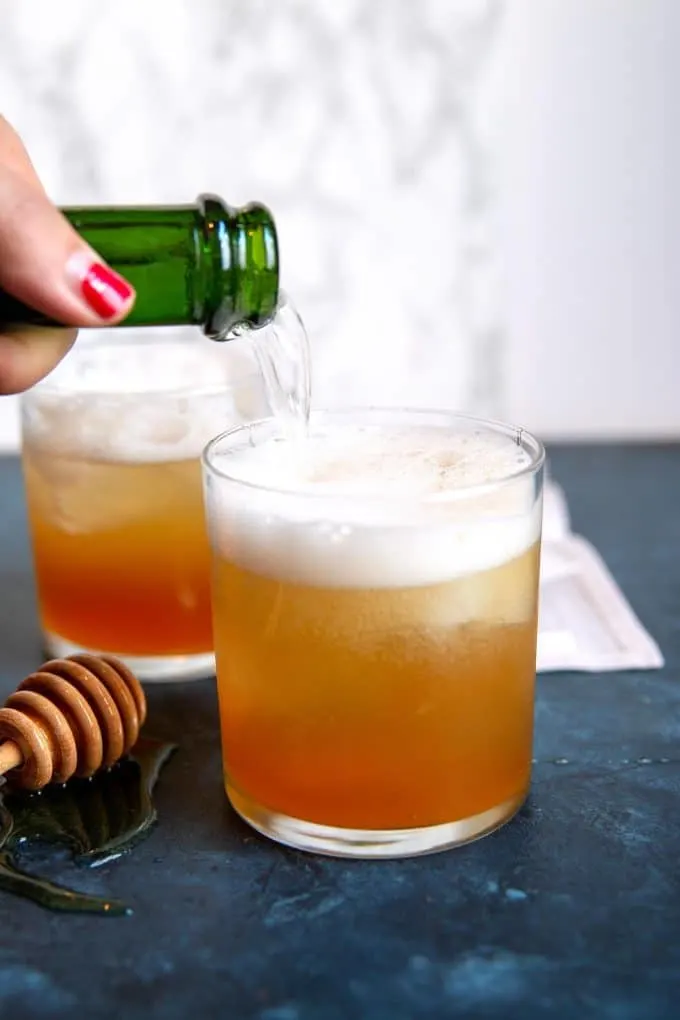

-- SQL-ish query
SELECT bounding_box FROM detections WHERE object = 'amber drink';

[203,410,544,856]
[22,334,267,681]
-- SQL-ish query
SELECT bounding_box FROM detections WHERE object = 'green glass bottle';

[0,194,279,338]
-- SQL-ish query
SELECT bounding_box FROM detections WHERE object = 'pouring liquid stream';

[231,290,312,442]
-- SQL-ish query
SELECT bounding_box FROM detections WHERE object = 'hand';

[0,116,135,395]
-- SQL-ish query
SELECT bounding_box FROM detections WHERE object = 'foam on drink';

[208,424,542,590]
[23,341,266,465]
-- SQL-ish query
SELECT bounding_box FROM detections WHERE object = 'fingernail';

[67,252,134,320]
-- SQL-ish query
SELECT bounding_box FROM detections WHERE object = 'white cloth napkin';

[538,480,663,672]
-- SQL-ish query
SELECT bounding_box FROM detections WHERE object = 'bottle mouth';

[198,195,279,339]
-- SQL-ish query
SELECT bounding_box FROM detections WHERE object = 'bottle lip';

[198,195,279,338]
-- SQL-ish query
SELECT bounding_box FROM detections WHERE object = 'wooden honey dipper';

[0,654,146,791]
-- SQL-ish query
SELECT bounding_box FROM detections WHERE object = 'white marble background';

[0,0,504,430]
[1,0,679,447]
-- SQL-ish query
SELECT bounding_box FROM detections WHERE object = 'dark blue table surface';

[0,447,678,1020]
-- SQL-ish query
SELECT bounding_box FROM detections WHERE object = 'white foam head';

[206,421,543,588]
[22,337,268,463]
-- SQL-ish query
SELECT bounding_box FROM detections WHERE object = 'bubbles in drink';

[24,451,201,536]
[221,423,533,496]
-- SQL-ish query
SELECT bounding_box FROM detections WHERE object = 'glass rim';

[201,407,545,503]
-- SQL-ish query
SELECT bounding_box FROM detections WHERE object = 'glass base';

[42,631,215,683]
[227,783,528,859]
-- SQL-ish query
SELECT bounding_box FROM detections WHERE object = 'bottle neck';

[0,195,279,337]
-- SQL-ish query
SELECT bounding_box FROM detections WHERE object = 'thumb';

[0,166,135,327]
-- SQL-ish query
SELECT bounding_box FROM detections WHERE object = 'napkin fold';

[538,480,663,672]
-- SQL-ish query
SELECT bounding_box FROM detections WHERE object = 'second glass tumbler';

[21,331,267,682]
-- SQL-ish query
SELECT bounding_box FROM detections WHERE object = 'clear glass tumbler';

[21,331,267,682]
[202,408,544,857]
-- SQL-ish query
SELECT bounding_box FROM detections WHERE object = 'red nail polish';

[81,263,134,320]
